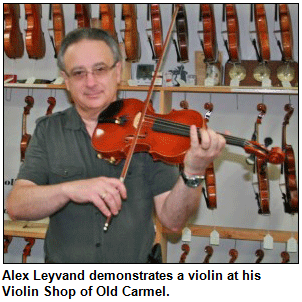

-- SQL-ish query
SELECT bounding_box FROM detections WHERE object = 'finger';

[100,191,120,215]
[91,195,111,218]
[105,178,127,200]
[190,125,200,148]
[199,128,211,150]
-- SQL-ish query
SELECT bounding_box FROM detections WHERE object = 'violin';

[46,96,56,115]
[4,4,24,59]
[253,103,270,214]
[175,4,189,63]
[51,4,65,56]
[75,4,91,28]
[200,4,217,63]
[203,102,216,209]
[279,4,293,61]
[229,248,238,263]
[281,104,298,213]
[225,4,240,63]
[254,4,270,62]
[20,96,34,162]
[179,243,190,263]
[92,98,285,167]
[203,245,213,263]
[24,4,46,59]
[99,4,117,41]
[150,4,163,60]
[122,4,141,62]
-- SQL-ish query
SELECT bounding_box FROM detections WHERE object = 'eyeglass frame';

[63,60,119,81]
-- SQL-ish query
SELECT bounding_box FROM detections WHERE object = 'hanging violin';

[252,4,271,84]
[275,4,296,85]
[99,4,117,41]
[75,4,91,28]
[203,246,213,263]
[252,103,270,215]
[223,4,246,83]
[281,104,298,213]
[203,102,216,209]
[24,4,46,59]
[21,96,34,162]
[122,4,141,62]
[51,4,65,57]
[150,4,163,60]
[229,248,238,263]
[174,4,189,63]
[4,4,24,59]
[179,243,190,263]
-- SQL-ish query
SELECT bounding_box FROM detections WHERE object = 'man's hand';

[183,126,226,175]
[62,176,127,218]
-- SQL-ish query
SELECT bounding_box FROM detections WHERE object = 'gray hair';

[57,28,122,71]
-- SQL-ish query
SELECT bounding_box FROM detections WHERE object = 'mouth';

[84,91,103,98]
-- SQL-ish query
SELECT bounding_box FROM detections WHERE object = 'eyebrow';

[70,62,111,72]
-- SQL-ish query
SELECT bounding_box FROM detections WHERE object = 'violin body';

[150,4,163,60]
[201,4,217,63]
[92,98,203,165]
[52,4,65,56]
[4,4,24,59]
[75,4,91,28]
[279,4,293,61]
[254,4,270,62]
[99,4,117,41]
[225,4,240,63]
[175,4,189,62]
[24,4,46,59]
[122,4,140,62]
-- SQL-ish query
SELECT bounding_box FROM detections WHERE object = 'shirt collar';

[64,106,86,131]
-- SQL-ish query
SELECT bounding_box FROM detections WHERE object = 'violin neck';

[151,117,247,148]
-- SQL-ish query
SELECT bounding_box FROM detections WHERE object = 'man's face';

[62,39,122,115]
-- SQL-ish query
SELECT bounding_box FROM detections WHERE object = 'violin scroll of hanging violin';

[179,243,190,263]
[281,103,298,213]
[46,97,56,115]
[92,99,285,167]
[24,4,46,59]
[21,96,34,162]
[229,248,238,263]
[255,249,264,263]
[203,246,213,263]
[4,4,24,59]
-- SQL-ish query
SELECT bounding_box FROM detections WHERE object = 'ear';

[115,61,122,85]
[61,71,70,91]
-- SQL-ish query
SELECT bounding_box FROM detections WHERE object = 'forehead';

[63,39,114,69]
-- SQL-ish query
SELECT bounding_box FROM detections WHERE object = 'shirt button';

[96,243,101,248]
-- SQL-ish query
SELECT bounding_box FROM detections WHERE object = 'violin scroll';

[179,243,190,263]
[255,249,264,263]
[203,245,213,263]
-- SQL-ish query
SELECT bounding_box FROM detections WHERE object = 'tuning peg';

[264,137,273,147]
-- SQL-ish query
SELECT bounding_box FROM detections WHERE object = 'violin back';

[4,4,24,59]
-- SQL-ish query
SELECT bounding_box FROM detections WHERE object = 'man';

[6,28,225,263]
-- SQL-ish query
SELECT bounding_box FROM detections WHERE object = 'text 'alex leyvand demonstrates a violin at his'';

[6,28,225,263]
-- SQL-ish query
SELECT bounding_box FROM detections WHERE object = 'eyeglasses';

[64,61,118,81]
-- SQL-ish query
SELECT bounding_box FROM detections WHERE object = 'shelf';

[4,83,298,95]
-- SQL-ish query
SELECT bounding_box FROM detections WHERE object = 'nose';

[85,71,98,87]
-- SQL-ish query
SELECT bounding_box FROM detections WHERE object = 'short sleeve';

[146,157,179,197]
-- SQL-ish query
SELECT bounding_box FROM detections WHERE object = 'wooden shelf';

[4,83,298,95]
[4,220,48,239]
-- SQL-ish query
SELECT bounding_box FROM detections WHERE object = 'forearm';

[156,176,202,232]
[6,180,69,221]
